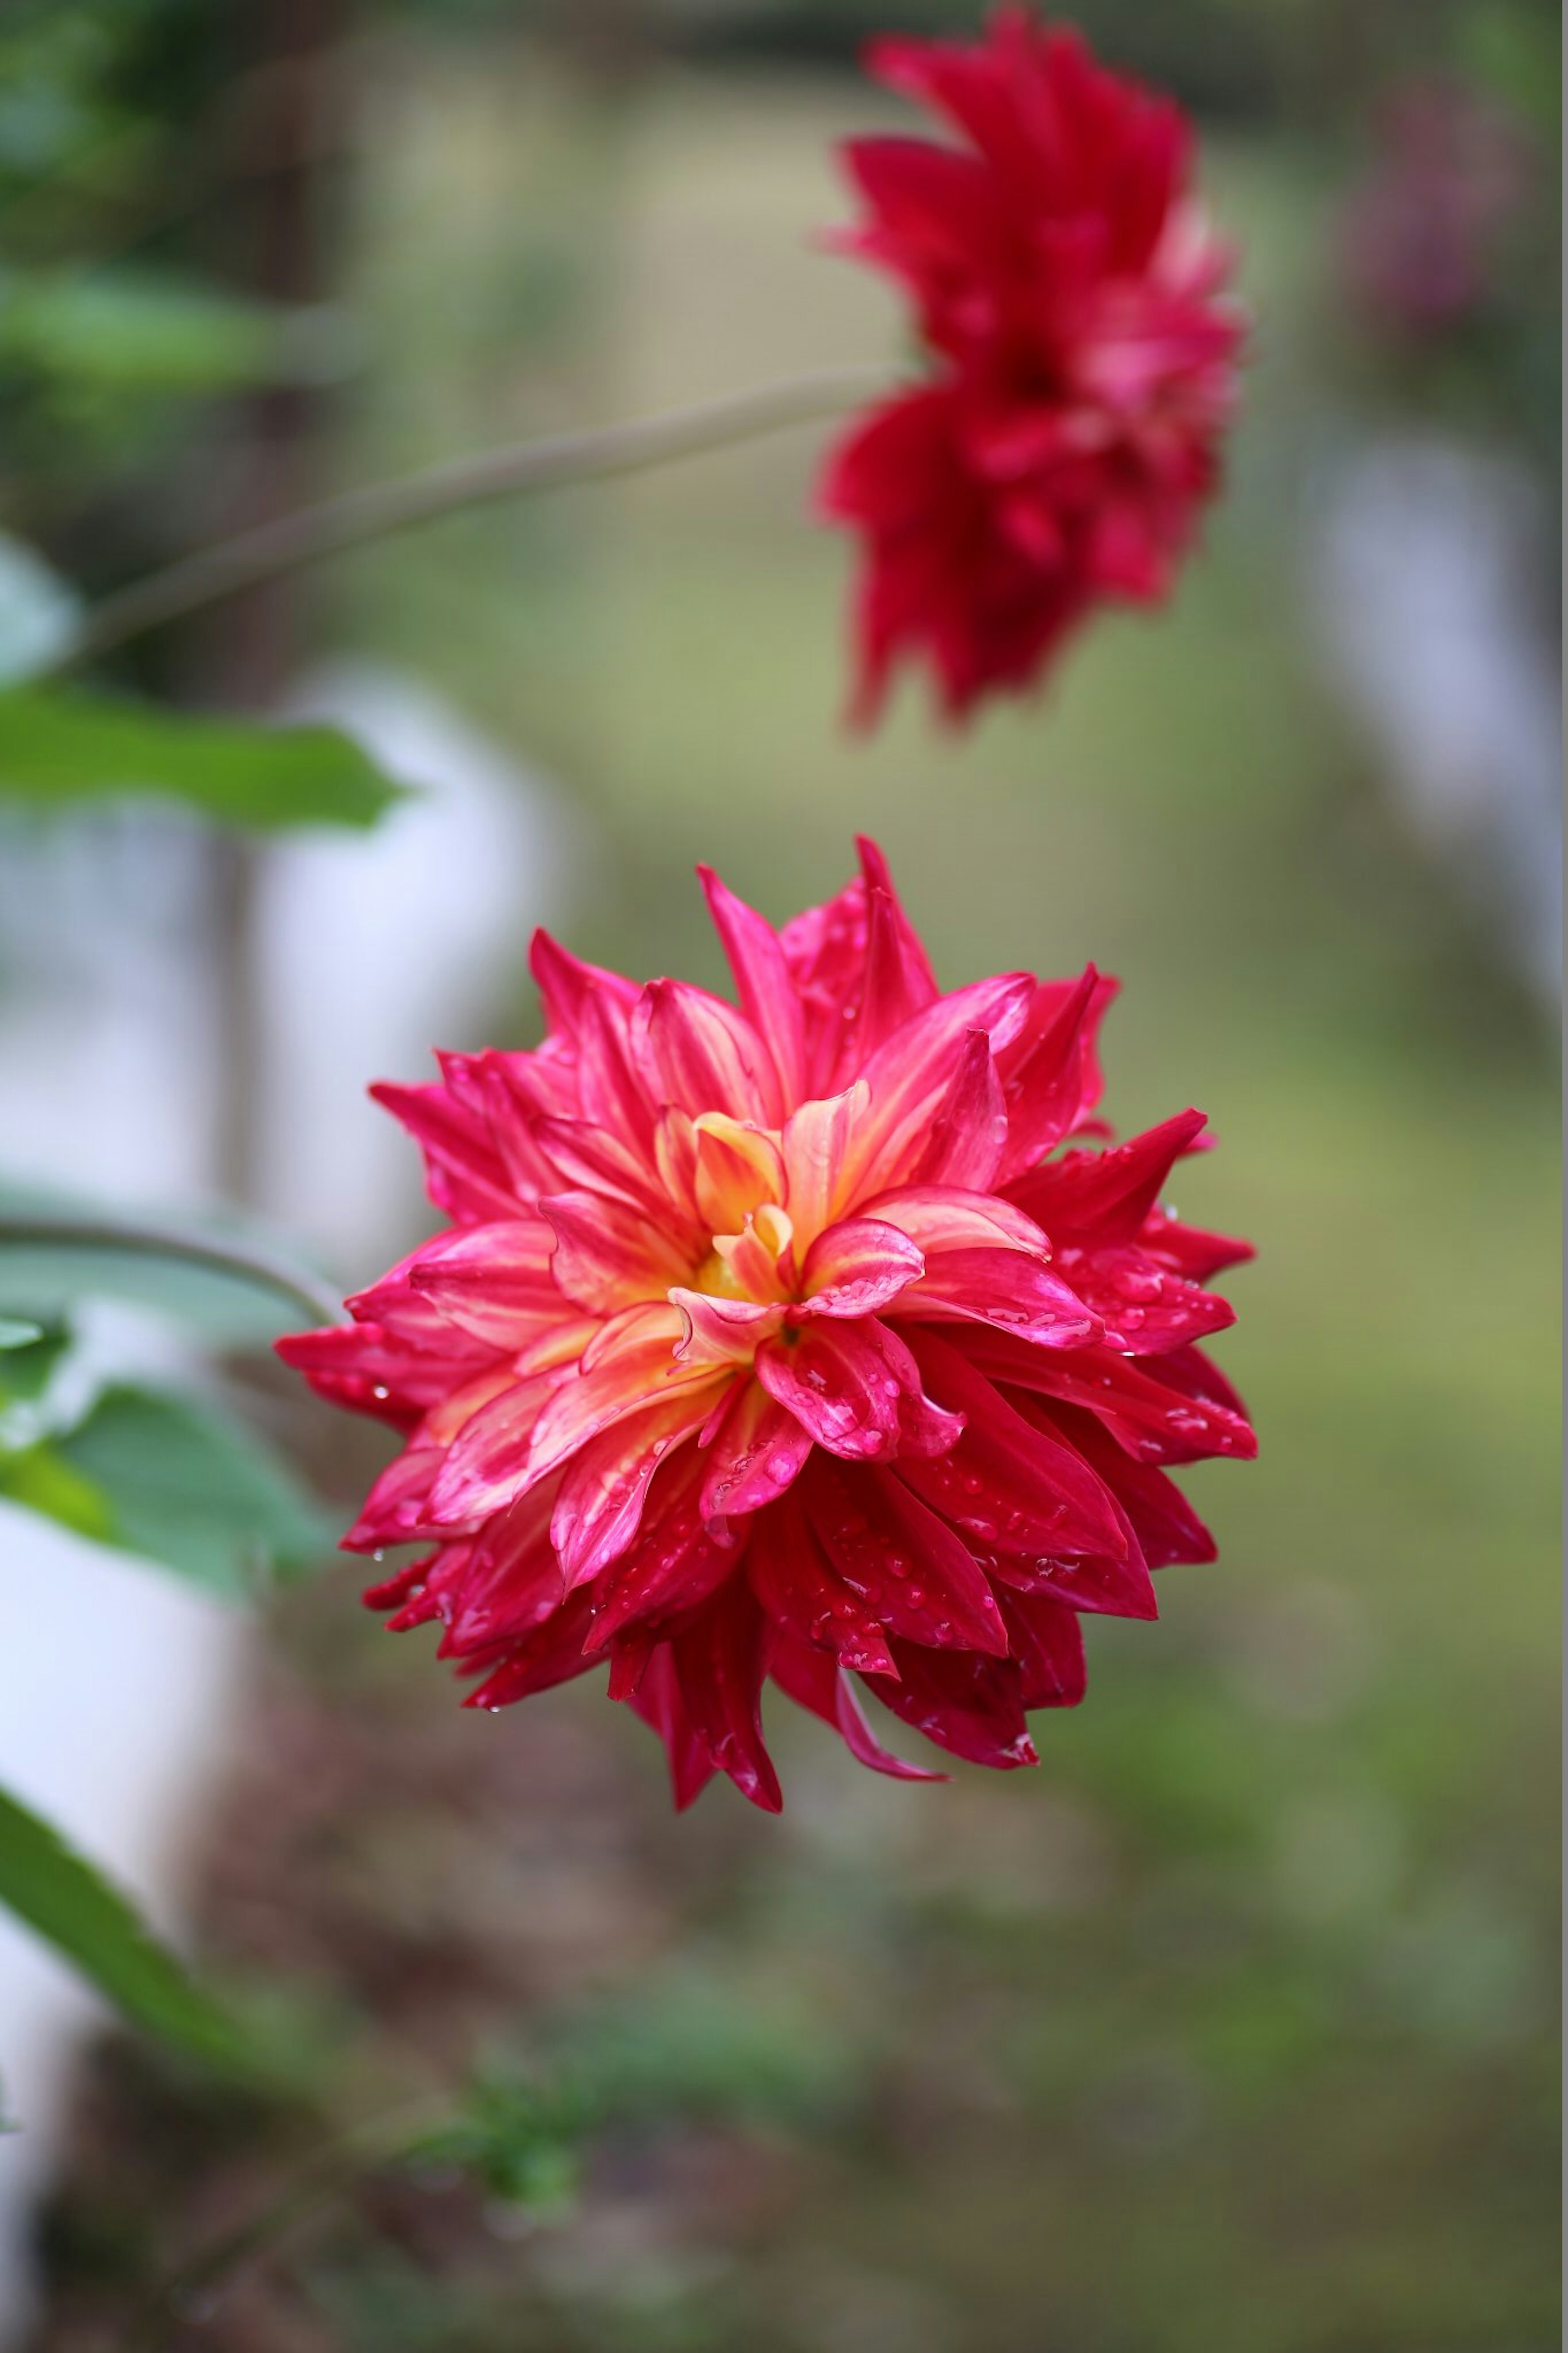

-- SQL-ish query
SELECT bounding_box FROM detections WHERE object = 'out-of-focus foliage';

[0,1786,255,2077]
[0,689,405,827]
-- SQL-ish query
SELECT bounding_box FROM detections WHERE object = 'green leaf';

[0,1782,253,2074]
[0,1437,112,1539]
[0,1185,338,1343]
[0,1318,68,1399]
[52,1383,334,1599]
[0,688,403,828]
[0,268,280,397]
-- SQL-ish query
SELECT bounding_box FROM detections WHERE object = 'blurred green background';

[4,1,1559,2348]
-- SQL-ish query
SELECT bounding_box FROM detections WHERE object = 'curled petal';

[670,1287,786,1367]
[755,1316,921,1461]
[798,1217,925,1318]
[912,1030,1009,1191]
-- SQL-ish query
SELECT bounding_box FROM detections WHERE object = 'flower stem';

[0,1216,342,1328]
[53,365,887,673]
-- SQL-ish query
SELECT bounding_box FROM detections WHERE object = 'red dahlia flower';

[281,843,1254,1813]
[822,8,1243,723]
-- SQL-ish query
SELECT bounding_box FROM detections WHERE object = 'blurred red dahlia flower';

[280,843,1254,1812]
[821,8,1244,723]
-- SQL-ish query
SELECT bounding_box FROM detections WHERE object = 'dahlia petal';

[860,1182,1051,1261]
[441,1488,563,1654]
[997,964,1110,1177]
[771,1630,944,1779]
[780,1082,871,1256]
[342,1444,447,1553]
[804,1455,1009,1656]
[370,1080,517,1225]
[996,1589,1087,1709]
[1019,1395,1215,1570]
[669,1288,785,1368]
[960,1331,1257,1465]
[699,1378,814,1520]
[1057,1244,1237,1354]
[627,1645,716,1811]
[862,1644,1038,1770]
[528,928,639,1042]
[746,1497,899,1676]
[551,1387,718,1588]
[912,1030,1009,1191]
[1139,1211,1256,1283]
[755,1317,915,1462]
[631,977,782,1129]
[529,1115,670,1216]
[857,885,940,1060]
[848,974,1035,1193]
[521,1340,727,1497]
[426,1367,578,1525]
[573,992,655,1146]
[275,1322,433,1428]
[691,1113,787,1235]
[903,1246,1099,1349]
[898,1330,1128,1561]
[698,866,808,1104]
[584,1452,743,1649]
[541,1189,692,1316]
[463,1586,601,1710]
[1011,1106,1209,1239]
[798,1217,924,1318]
[672,1577,782,1813]
[405,1218,562,1350]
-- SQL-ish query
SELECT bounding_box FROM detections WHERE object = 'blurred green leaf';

[0,1187,335,1346]
[0,1318,68,1400]
[0,267,278,396]
[0,1781,253,2075]
[0,1437,112,1539]
[0,689,403,827]
[51,1383,335,1599]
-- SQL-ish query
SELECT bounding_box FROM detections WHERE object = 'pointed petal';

[746,1493,899,1676]
[1009,1107,1209,1239]
[770,1629,944,1778]
[912,1030,1009,1191]
[897,1329,1129,1559]
[996,1589,1087,1708]
[699,865,808,1104]
[584,1452,744,1648]
[780,1081,871,1257]
[900,1245,1100,1349]
[804,1454,1009,1655]
[463,1588,601,1709]
[406,1219,564,1350]
[631,977,782,1127]
[627,1644,717,1811]
[672,1578,782,1812]
[862,1644,1038,1769]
